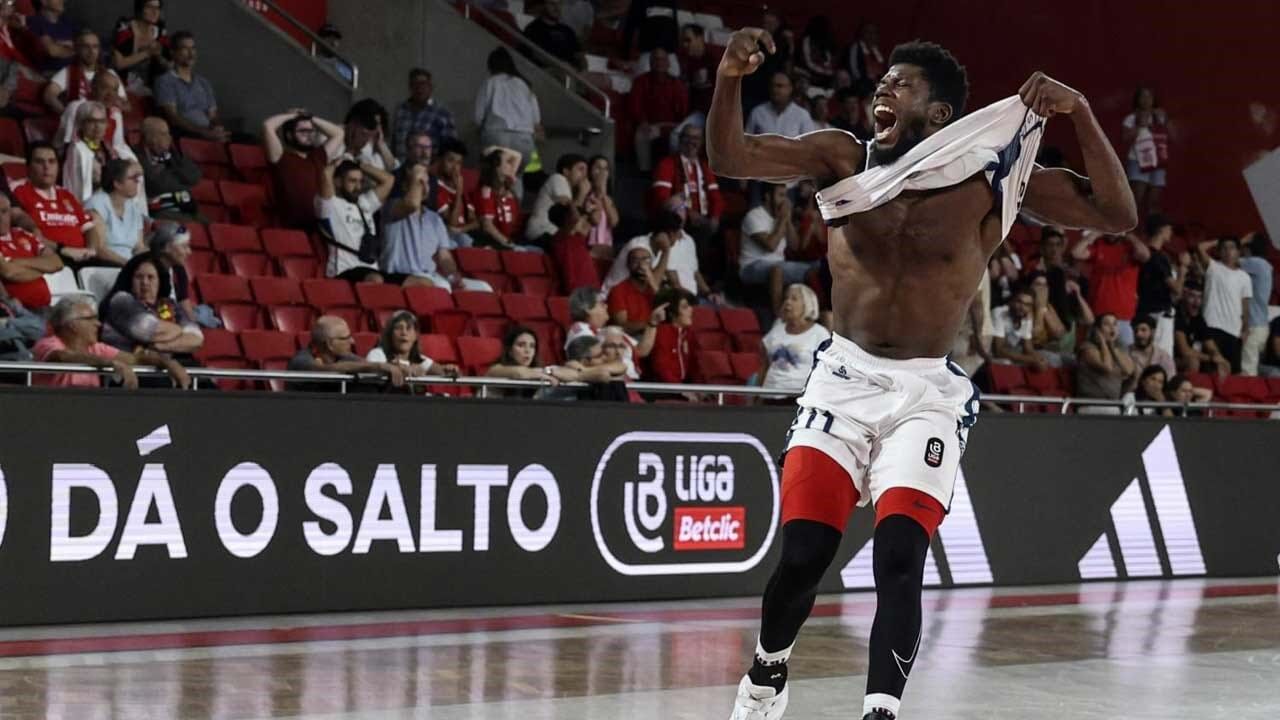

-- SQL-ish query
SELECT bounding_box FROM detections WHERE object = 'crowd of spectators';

[0,0,1276,415]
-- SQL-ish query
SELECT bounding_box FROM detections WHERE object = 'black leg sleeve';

[865,514,931,702]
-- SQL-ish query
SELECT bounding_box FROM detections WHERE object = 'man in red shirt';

[0,193,65,310]
[651,124,723,240]
[10,142,103,265]
[1073,230,1150,347]
[608,245,660,334]
[647,287,695,384]
[430,138,478,245]
[629,47,688,171]
[262,109,345,229]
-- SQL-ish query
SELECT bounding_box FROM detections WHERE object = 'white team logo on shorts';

[924,438,945,468]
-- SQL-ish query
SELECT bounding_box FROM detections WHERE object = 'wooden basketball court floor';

[0,577,1276,719]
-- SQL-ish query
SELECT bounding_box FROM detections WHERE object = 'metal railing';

[450,0,613,119]
[2,361,1277,417]
[247,0,360,89]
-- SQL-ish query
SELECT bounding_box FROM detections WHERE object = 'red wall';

[709,0,1280,234]
[243,0,328,49]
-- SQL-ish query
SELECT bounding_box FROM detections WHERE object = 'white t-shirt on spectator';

[526,172,571,240]
[1203,259,1252,337]
[337,141,398,172]
[632,50,682,78]
[50,67,128,100]
[740,206,783,267]
[762,321,831,393]
[747,101,819,137]
[317,191,382,277]
[665,230,700,294]
[991,305,1032,347]
[366,346,433,373]
[474,74,542,134]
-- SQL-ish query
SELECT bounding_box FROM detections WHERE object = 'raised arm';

[361,160,396,205]
[312,116,347,160]
[707,28,863,183]
[262,110,302,164]
[1018,73,1138,234]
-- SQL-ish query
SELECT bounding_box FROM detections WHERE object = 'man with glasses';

[287,315,405,393]
[264,108,346,229]
[390,68,456,161]
[651,124,723,241]
[34,296,190,388]
[44,29,126,115]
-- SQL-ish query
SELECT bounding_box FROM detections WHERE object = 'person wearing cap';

[316,23,353,84]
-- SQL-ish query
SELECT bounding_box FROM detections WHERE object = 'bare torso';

[828,173,1000,359]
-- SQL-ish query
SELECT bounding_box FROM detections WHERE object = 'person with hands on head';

[1194,236,1251,373]
[287,315,406,392]
[316,155,394,283]
[710,25,1136,720]
[1075,312,1136,412]
[585,154,620,259]
[35,295,190,389]
[264,108,347,229]
[366,310,460,379]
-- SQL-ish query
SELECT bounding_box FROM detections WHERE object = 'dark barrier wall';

[0,388,1277,626]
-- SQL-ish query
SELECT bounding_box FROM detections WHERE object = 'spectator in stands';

[655,200,711,298]
[603,209,683,293]
[585,155,618,260]
[831,86,872,140]
[608,244,661,335]
[557,0,595,43]
[1174,282,1230,376]
[487,325,579,395]
[798,16,837,87]
[846,22,885,84]
[473,147,529,250]
[0,0,38,71]
[56,70,131,160]
[647,286,693,383]
[264,109,345,229]
[27,0,77,74]
[315,23,354,85]
[549,202,599,293]
[741,184,813,312]
[741,9,791,112]
[154,31,228,142]
[558,335,631,401]
[988,241,1023,308]
[1128,314,1176,380]
[1122,86,1169,218]
[1238,232,1273,376]
[318,158,394,283]
[112,0,171,94]
[527,153,588,244]
[747,72,818,138]
[1036,226,1094,334]
[43,29,125,116]
[679,24,715,114]
[34,296,189,389]
[100,252,203,357]
[1165,373,1213,414]
[760,284,831,395]
[475,48,542,195]
[1075,313,1135,412]
[523,0,587,71]
[566,286,657,380]
[148,221,200,322]
[1258,319,1280,378]
[391,68,457,160]
[651,124,722,241]
[340,98,396,172]
[84,159,145,266]
[790,179,827,264]
[1026,270,1069,365]
[430,138,478,248]
[366,310,460,378]
[287,315,406,392]
[1135,215,1181,359]
[622,0,679,61]
[629,48,688,172]
[1127,365,1170,416]
[0,192,63,312]
[381,163,491,291]
[12,142,104,267]
[1196,237,1251,373]
[62,101,121,204]
[1073,230,1149,347]
[991,287,1048,371]
[140,116,200,221]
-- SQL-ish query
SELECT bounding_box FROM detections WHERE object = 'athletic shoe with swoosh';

[729,674,789,720]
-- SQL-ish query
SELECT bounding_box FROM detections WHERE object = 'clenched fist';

[717,28,776,78]
[1019,72,1085,117]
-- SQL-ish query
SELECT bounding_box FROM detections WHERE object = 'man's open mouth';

[873,103,899,143]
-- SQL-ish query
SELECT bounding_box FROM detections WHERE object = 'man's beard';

[868,116,928,168]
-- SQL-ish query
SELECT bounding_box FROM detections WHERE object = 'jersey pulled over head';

[870,41,969,168]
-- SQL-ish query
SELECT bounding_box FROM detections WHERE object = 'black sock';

[748,654,789,692]
[865,514,931,704]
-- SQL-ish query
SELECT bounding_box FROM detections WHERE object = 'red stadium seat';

[323,306,368,332]
[354,283,407,312]
[500,293,548,321]
[403,285,455,318]
[1217,376,1268,403]
[22,115,59,145]
[195,328,242,362]
[261,228,314,258]
[0,117,25,157]
[180,137,230,166]
[229,143,270,184]
[454,289,503,317]
[183,249,219,278]
[186,222,211,248]
[457,336,503,374]
[203,358,255,392]
[472,272,511,293]
[239,330,298,365]
[269,304,317,333]
[352,332,380,356]
[454,248,503,274]
[219,181,271,226]
[225,252,274,278]
[1025,368,1066,395]
[280,256,321,280]
[500,250,547,277]
[694,330,732,352]
[1185,372,1216,393]
[546,296,571,328]
[730,352,763,383]
[516,275,555,297]
[693,350,736,384]
[199,204,230,223]
[371,308,402,331]
[473,317,511,338]
[2,161,26,182]
[218,303,264,331]
[302,278,357,309]
[209,223,262,254]
[691,305,721,332]
[526,320,565,365]
[429,309,472,339]
[1267,378,1280,403]
[719,307,761,335]
[195,274,252,306]
[989,363,1030,394]
[732,333,764,354]
[192,178,221,205]
[250,276,304,306]
[419,334,461,365]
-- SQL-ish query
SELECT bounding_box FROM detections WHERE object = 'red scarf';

[66,64,95,102]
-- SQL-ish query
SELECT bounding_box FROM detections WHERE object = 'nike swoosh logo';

[892,631,922,679]
[912,500,936,513]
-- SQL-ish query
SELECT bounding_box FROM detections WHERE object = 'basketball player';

[709,29,1137,720]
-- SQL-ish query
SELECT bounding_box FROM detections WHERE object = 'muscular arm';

[1018,75,1137,233]
[707,29,862,183]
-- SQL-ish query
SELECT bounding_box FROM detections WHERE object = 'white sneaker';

[728,674,789,720]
